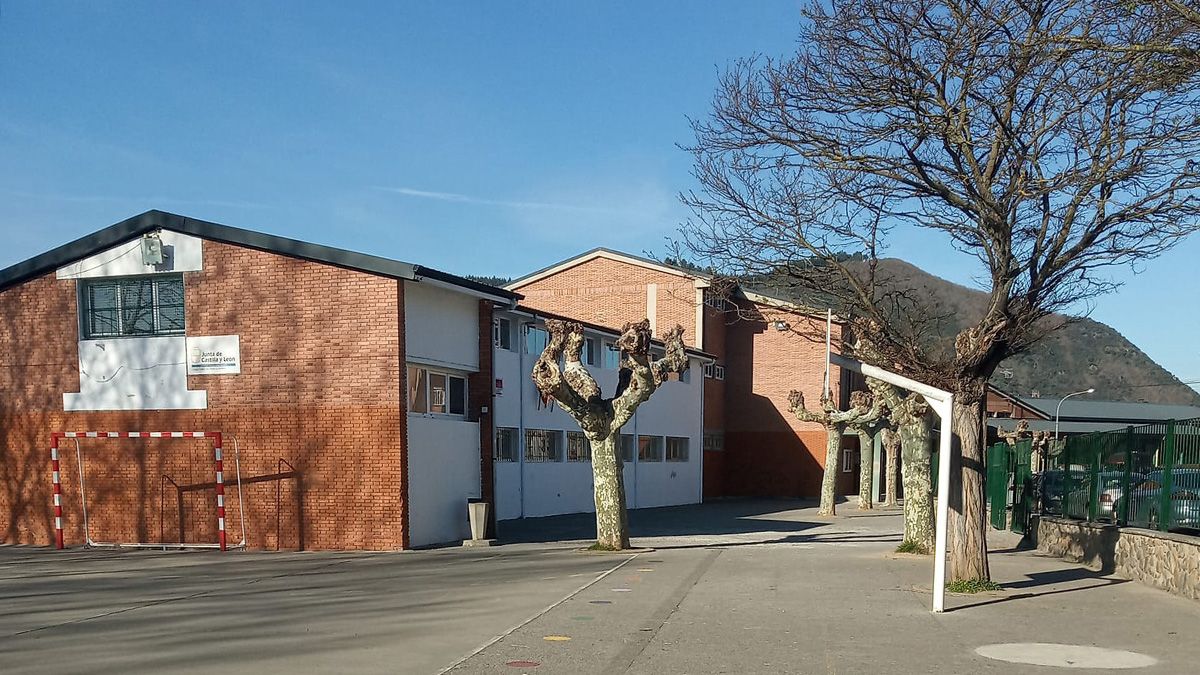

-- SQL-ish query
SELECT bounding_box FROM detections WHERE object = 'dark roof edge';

[0,210,521,302]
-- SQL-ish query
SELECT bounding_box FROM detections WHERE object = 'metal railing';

[1043,417,1200,534]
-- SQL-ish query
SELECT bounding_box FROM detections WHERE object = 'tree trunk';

[882,429,899,508]
[590,434,630,549]
[857,428,874,510]
[818,424,844,516]
[899,416,934,552]
[948,396,990,581]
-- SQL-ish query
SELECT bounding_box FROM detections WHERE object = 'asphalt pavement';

[2,499,1198,674]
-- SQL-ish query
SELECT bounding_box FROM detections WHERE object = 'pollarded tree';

[880,427,900,508]
[788,389,883,516]
[849,394,888,510]
[870,379,935,553]
[531,318,688,550]
[682,0,1200,582]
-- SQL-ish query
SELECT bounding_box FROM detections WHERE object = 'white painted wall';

[57,231,204,279]
[58,233,208,411]
[493,313,704,521]
[64,337,207,411]
[404,281,479,370]
[407,416,482,547]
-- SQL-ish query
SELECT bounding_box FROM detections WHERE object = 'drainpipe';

[517,321,527,519]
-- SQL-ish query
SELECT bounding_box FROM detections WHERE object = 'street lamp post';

[1054,388,1096,441]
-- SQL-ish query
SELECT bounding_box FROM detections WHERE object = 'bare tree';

[789,389,883,516]
[531,319,688,550]
[682,0,1200,581]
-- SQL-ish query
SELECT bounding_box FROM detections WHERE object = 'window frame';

[525,325,549,355]
[666,436,689,462]
[495,427,518,462]
[406,364,469,418]
[638,435,664,463]
[583,337,599,367]
[703,432,725,452]
[79,274,186,339]
[525,429,562,463]
[566,431,591,462]
[493,318,513,351]
[842,447,855,473]
[620,434,635,463]
[602,341,622,369]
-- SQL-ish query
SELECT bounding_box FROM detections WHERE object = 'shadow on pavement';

[650,531,904,550]
[946,566,1131,612]
[496,498,828,544]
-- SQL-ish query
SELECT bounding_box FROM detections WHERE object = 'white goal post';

[824,311,955,613]
[51,431,246,551]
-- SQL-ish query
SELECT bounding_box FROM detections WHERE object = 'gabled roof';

[0,210,521,303]
[505,247,700,289]
[506,246,835,319]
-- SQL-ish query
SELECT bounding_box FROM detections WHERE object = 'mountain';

[863,259,1200,405]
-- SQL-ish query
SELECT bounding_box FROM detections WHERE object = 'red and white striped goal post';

[50,431,228,551]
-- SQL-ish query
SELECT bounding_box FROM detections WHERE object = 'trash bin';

[466,498,490,544]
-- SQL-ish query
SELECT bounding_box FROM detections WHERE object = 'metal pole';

[932,396,954,613]
[1054,388,1095,441]
[213,433,227,551]
[51,434,64,549]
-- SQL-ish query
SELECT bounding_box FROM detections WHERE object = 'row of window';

[495,318,703,382]
[495,428,690,464]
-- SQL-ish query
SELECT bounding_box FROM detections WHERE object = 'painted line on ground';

[437,553,639,674]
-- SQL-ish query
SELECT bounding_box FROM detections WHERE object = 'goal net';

[51,431,245,551]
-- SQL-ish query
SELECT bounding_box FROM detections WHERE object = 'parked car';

[1114,469,1200,530]
[1063,471,1145,521]
[1037,469,1087,515]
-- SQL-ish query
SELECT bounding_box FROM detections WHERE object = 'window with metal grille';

[495,427,518,462]
[525,429,561,462]
[666,437,689,462]
[638,435,663,462]
[80,275,185,339]
[566,431,591,462]
[842,448,855,473]
[703,432,724,452]
[703,363,725,380]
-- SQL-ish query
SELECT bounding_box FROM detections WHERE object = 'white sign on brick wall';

[186,335,241,375]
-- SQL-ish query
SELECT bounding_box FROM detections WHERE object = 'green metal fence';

[987,439,1034,533]
[1045,417,1200,533]
[987,442,1010,530]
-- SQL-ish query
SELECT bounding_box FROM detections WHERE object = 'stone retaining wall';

[1033,516,1200,601]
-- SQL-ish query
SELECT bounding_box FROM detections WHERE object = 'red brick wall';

[723,303,845,498]
[514,256,699,346]
[0,240,408,550]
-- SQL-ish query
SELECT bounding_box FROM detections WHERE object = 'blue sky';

[1,2,1196,391]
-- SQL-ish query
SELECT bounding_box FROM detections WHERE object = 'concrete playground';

[2,499,1198,674]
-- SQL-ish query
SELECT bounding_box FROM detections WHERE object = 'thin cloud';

[373,186,618,213]
[0,189,270,211]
